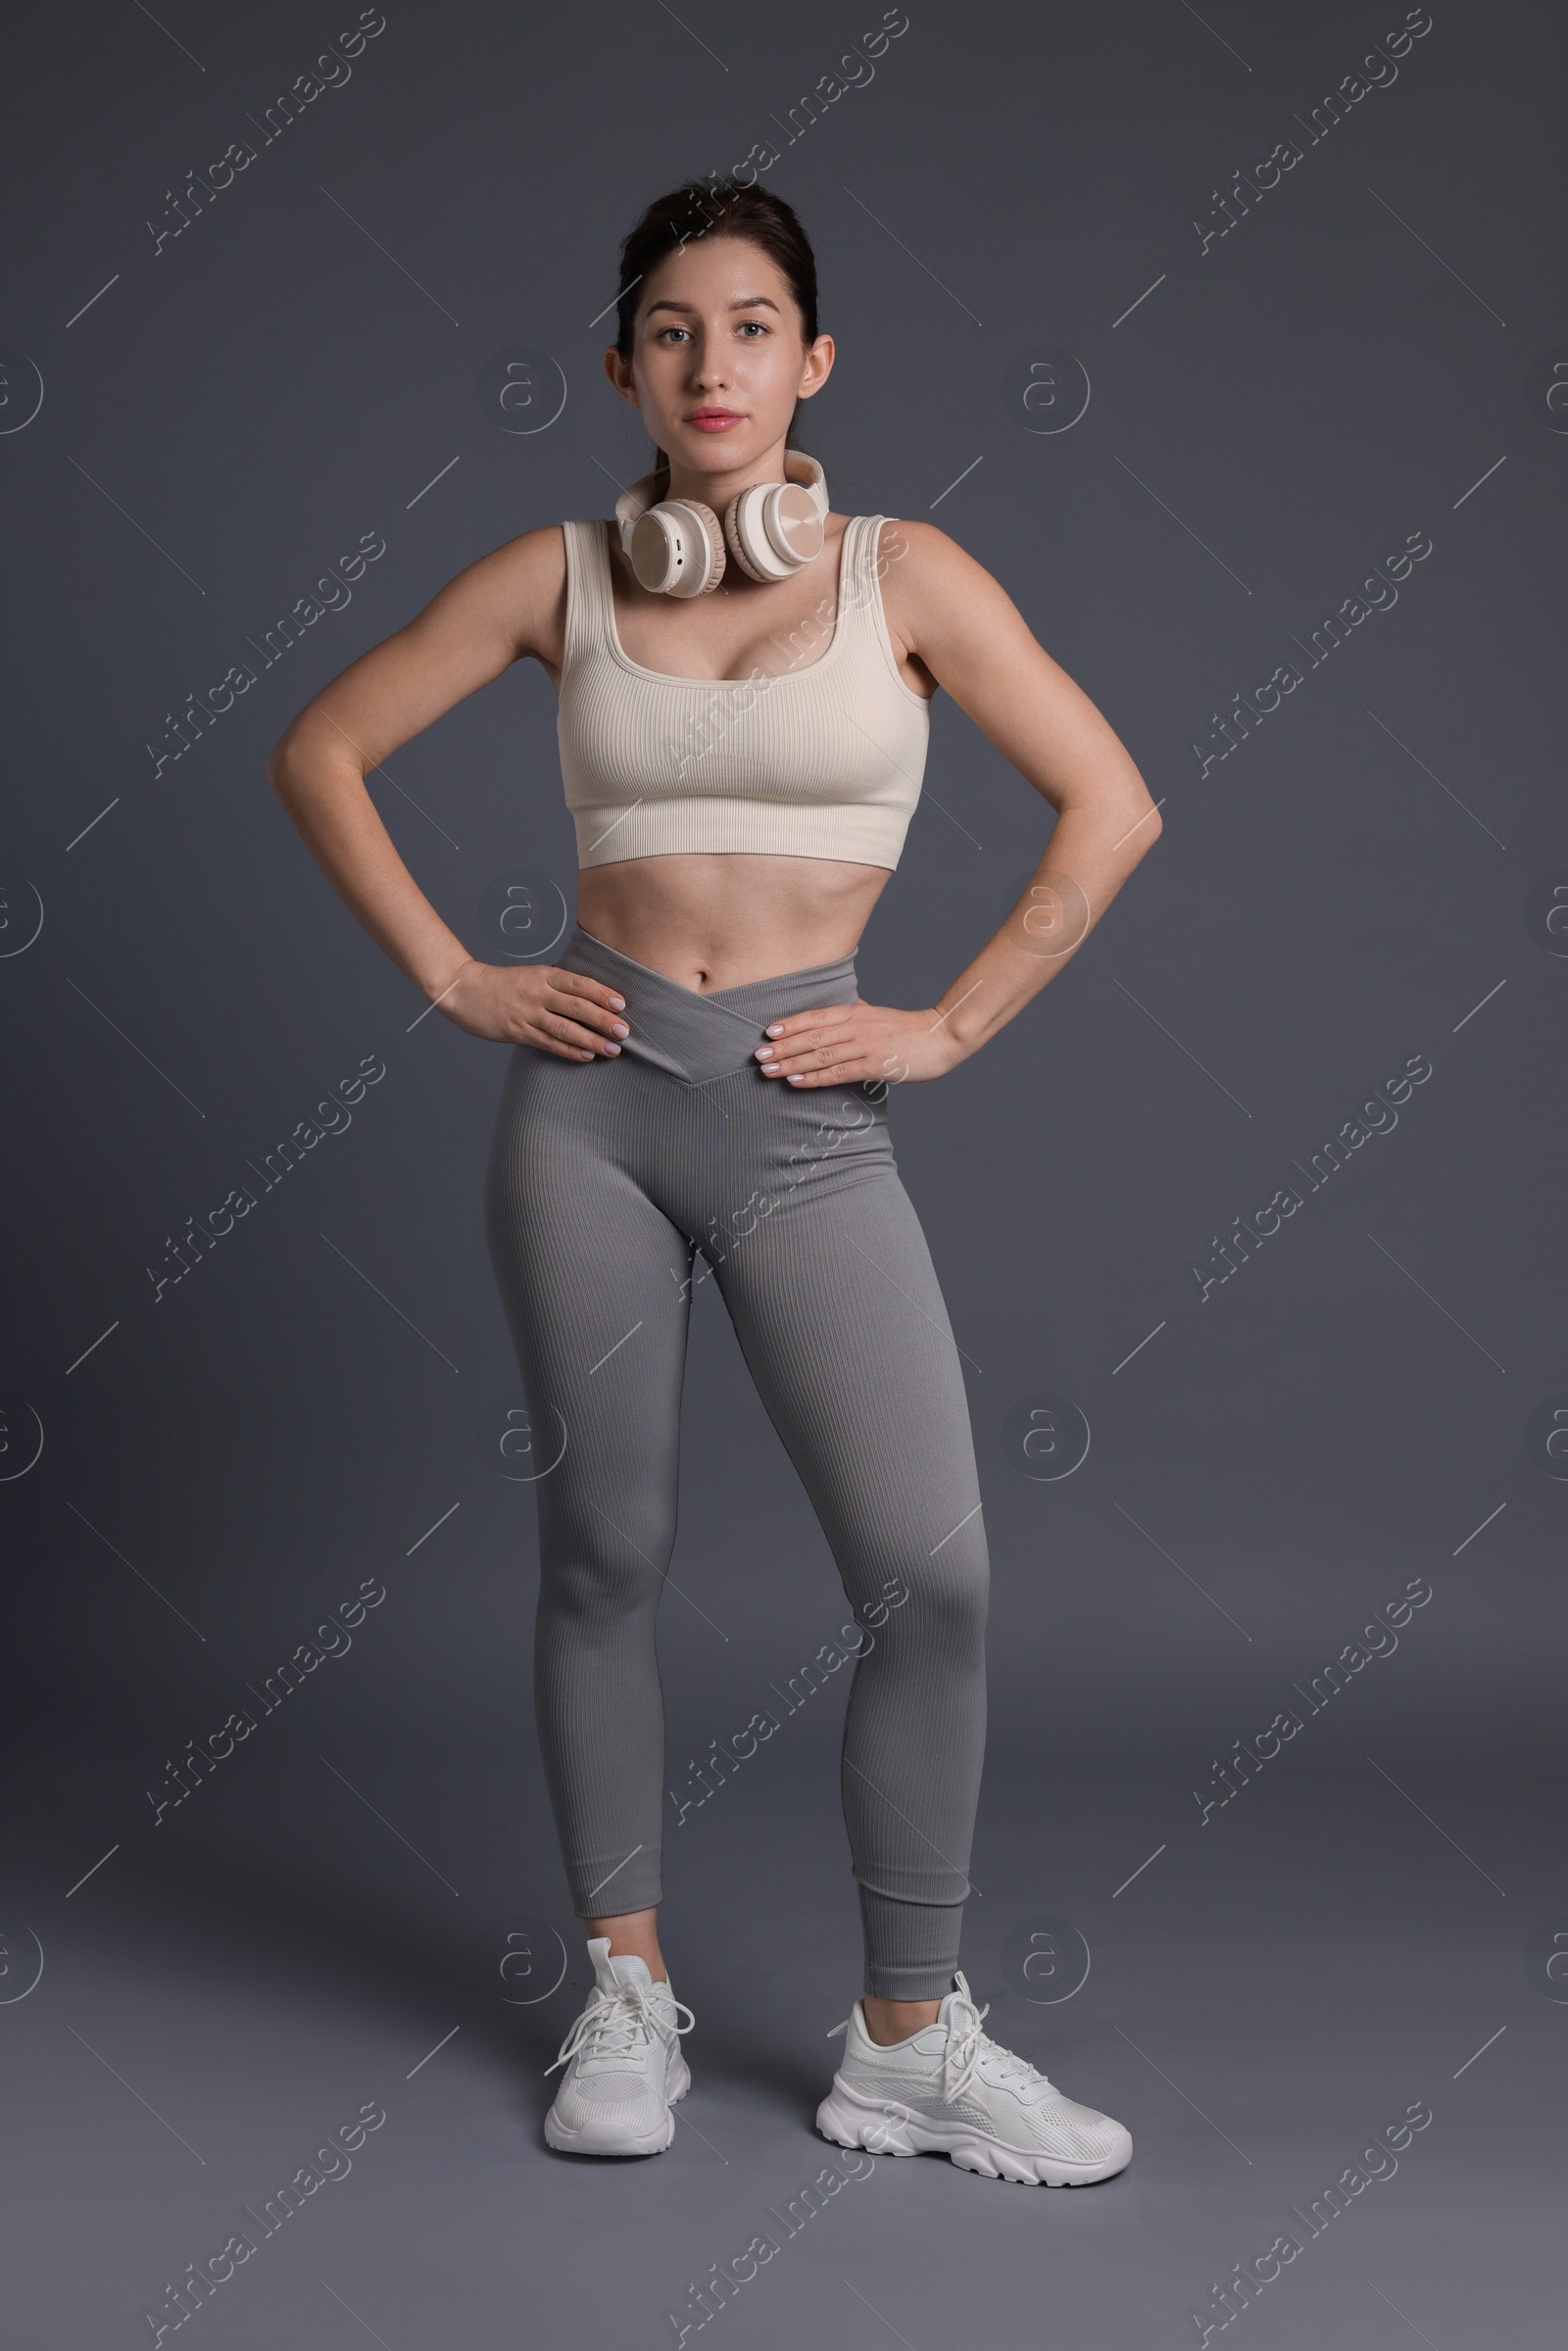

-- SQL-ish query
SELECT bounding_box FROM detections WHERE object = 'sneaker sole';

[815,2080,1131,2187]
[544,2052,691,2158]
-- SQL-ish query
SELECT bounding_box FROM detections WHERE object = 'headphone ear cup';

[725,482,826,583]
[723,488,774,584]
[626,499,726,596]
[680,500,726,597]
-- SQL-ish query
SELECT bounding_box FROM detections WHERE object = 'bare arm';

[265,526,629,1061]
[754,520,1162,1087]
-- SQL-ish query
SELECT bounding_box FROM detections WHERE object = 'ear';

[602,347,640,406]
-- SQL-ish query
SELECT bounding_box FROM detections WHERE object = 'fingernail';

[765,1024,785,1038]
[787,1073,804,1084]
[612,1022,630,1037]
[602,1042,620,1054]
[755,1046,774,1061]
[609,995,625,1008]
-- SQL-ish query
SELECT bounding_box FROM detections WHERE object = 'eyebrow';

[645,296,782,318]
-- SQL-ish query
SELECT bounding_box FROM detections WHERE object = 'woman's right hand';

[437,959,630,1059]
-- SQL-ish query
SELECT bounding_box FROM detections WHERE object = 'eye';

[655,325,691,344]
[737,319,769,337]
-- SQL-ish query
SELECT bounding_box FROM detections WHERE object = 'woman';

[268,179,1160,2186]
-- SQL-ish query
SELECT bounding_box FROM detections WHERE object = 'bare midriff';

[574,852,892,993]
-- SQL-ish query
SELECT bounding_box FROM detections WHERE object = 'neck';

[660,437,794,512]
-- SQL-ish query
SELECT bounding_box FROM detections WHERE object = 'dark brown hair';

[612,179,820,486]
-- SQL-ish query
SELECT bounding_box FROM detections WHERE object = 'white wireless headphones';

[614,451,829,598]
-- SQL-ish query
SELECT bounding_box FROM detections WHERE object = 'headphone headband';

[613,450,826,547]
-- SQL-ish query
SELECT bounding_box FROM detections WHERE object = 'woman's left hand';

[753,1001,963,1088]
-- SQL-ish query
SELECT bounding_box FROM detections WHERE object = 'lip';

[686,410,743,431]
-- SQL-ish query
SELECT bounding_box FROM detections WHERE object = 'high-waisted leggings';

[483,924,989,2000]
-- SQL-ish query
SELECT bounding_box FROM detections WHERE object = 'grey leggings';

[483,924,989,2001]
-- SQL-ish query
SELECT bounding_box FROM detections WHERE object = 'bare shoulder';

[270,523,576,769]
[411,519,568,667]
[873,517,1028,660]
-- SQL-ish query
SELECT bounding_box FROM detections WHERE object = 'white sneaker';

[543,1936,694,2156]
[816,1971,1133,2186]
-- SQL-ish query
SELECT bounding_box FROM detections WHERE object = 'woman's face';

[605,233,833,481]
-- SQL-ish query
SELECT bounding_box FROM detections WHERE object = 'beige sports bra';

[556,512,931,870]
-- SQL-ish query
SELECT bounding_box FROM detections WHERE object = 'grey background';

[2,0,1563,2343]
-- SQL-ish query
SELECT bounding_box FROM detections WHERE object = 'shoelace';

[827,1969,1056,2109]
[544,1978,696,2078]
[941,1976,1055,2106]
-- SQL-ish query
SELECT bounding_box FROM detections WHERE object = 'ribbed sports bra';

[556,513,930,871]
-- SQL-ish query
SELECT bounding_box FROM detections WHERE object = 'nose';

[687,326,732,391]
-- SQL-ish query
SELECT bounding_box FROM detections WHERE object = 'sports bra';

[555,513,931,870]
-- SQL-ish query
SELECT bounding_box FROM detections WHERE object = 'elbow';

[266,720,308,798]
[267,706,367,800]
[1128,784,1162,857]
